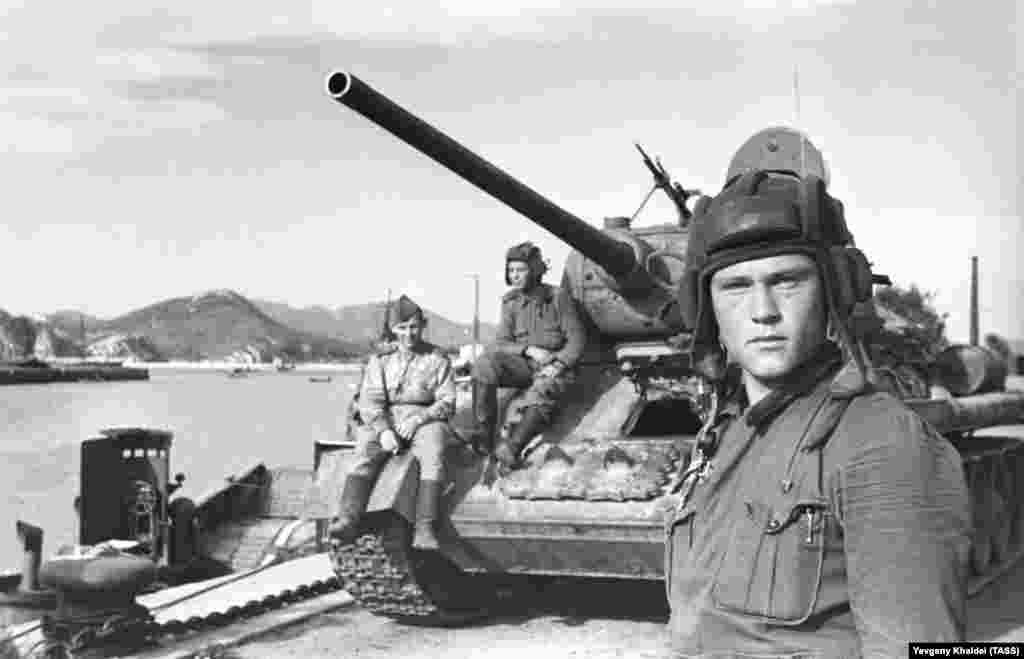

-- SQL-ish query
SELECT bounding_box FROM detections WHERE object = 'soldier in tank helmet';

[665,129,971,657]
[329,295,455,551]
[468,242,587,469]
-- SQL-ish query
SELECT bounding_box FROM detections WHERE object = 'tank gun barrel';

[326,72,639,280]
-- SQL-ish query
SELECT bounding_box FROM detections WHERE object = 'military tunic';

[352,341,456,481]
[474,283,587,420]
[665,349,971,658]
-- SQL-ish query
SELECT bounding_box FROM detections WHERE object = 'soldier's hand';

[379,429,402,454]
[394,416,422,441]
[525,346,554,364]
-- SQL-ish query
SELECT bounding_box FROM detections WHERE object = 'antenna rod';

[969,256,979,346]
[794,67,806,178]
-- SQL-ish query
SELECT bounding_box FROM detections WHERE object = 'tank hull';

[319,380,1024,603]
[318,433,1024,587]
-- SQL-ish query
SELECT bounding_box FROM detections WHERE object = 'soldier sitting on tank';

[328,296,456,551]
[468,242,587,470]
[666,165,971,656]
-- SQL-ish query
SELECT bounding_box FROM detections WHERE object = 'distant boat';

[227,367,252,378]
[308,376,332,383]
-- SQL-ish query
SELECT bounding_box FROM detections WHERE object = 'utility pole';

[467,274,480,357]
[378,288,393,345]
[969,256,979,346]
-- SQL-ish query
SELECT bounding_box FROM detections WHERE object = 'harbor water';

[0,369,359,570]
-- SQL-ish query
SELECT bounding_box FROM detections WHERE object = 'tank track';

[328,515,496,626]
[10,574,344,658]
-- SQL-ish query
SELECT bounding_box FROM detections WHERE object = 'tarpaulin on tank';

[499,437,682,501]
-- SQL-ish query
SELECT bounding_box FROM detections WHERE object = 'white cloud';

[0,112,75,153]
[92,48,220,82]
[331,0,855,37]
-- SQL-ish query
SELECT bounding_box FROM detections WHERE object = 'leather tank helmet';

[505,241,549,286]
[679,128,876,380]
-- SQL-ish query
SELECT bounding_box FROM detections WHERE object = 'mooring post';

[15,521,43,592]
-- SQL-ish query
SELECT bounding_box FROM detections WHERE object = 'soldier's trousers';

[472,351,575,422]
[350,421,451,482]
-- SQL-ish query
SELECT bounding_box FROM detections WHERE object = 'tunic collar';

[719,342,846,431]
[506,283,555,307]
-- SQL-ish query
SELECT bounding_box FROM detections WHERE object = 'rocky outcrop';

[86,334,163,361]
[33,325,86,359]
[228,343,276,364]
[0,311,37,360]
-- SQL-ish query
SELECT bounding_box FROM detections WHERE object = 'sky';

[0,0,1020,342]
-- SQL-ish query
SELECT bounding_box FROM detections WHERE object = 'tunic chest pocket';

[711,497,828,625]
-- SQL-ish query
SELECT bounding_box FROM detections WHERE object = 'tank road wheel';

[329,512,497,626]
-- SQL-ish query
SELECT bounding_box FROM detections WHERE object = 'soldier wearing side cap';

[328,295,455,551]
[665,129,971,657]
[467,242,587,470]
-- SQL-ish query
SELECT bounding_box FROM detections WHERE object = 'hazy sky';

[1,1,1020,342]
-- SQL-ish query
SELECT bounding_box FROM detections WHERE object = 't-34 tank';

[316,71,1024,625]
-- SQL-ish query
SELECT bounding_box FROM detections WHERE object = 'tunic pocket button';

[766,519,781,531]
[781,480,793,493]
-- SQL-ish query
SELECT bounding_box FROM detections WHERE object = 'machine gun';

[634,143,700,225]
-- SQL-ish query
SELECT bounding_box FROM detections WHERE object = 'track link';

[328,515,495,626]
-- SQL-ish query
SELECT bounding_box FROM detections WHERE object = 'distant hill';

[4,291,494,364]
[45,310,105,341]
[0,308,85,360]
[0,309,40,360]
[255,298,498,351]
[254,300,346,340]
[98,289,360,361]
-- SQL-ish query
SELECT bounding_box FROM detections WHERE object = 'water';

[0,369,359,570]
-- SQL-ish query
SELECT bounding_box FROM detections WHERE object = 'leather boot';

[494,407,548,471]
[327,474,375,545]
[412,480,442,551]
[468,381,499,455]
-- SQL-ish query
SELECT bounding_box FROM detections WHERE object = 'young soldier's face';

[507,261,532,289]
[710,253,827,384]
[392,316,425,350]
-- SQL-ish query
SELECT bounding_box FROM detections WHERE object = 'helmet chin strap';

[826,305,876,390]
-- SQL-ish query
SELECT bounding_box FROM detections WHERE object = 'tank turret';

[326,72,686,338]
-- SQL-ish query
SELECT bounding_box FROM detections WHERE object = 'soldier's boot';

[494,406,548,471]
[327,474,375,546]
[412,480,442,551]
[468,381,499,456]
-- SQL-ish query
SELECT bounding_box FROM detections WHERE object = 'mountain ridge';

[254,298,498,350]
[1,289,495,362]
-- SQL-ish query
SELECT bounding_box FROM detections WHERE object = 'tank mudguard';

[366,452,420,525]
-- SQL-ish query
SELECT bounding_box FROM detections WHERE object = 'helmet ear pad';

[827,246,874,317]
[678,267,700,330]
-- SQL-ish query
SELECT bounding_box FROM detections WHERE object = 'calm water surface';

[0,370,358,569]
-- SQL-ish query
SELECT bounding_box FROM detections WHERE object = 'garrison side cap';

[392,294,424,323]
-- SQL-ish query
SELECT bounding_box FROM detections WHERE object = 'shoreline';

[123,360,363,373]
